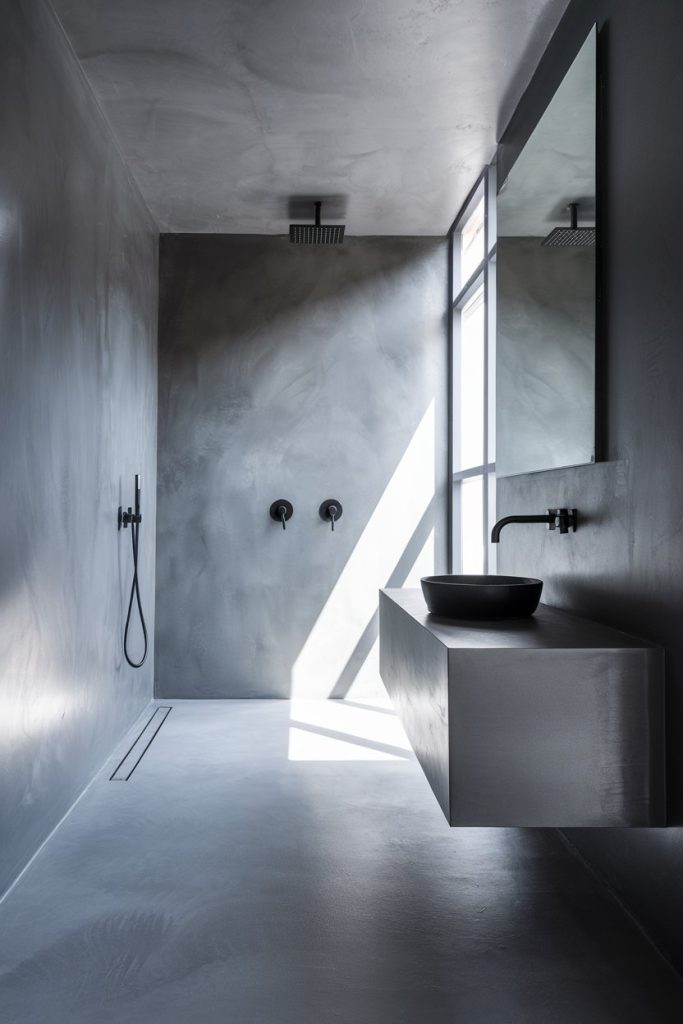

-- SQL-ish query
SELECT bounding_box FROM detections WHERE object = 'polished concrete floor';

[0,699,681,1023]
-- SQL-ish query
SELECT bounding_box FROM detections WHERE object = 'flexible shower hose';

[124,515,148,668]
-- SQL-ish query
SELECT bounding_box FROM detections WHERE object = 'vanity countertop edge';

[380,588,661,653]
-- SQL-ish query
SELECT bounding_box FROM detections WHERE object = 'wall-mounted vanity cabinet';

[379,589,665,827]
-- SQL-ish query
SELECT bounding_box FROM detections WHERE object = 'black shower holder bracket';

[118,506,142,529]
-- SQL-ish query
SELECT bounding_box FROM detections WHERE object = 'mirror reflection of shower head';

[289,201,345,245]
[542,202,595,247]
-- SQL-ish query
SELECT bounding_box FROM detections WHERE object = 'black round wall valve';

[270,499,293,530]
[319,499,343,531]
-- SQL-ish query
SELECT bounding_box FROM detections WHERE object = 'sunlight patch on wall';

[290,401,435,698]
[0,683,73,743]
[404,527,435,587]
[340,527,434,701]
[288,699,411,762]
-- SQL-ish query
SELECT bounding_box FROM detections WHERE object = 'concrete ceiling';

[52,0,571,234]
[498,29,596,237]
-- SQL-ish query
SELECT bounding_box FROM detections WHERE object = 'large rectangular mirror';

[496,29,596,478]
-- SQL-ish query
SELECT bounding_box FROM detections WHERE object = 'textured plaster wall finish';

[496,0,683,971]
[156,235,447,698]
[497,238,595,477]
[0,0,158,895]
[50,0,571,234]
[496,30,595,239]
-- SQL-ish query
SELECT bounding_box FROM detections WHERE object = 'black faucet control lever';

[270,499,293,530]
[547,508,578,534]
[319,499,343,532]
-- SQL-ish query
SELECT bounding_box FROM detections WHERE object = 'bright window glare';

[460,197,485,282]
[458,287,485,472]
[288,700,412,762]
[450,169,495,576]
[461,475,484,574]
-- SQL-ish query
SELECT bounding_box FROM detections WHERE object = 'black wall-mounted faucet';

[491,508,578,543]
[319,499,343,532]
[270,499,293,530]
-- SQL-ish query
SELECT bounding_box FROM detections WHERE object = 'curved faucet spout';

[491,508,578,543]
[491,514,554,543]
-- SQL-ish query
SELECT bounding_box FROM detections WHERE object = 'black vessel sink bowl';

[420,575,543,620]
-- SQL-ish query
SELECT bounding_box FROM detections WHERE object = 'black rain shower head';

[289,201,345,245]
[542,202,595,247]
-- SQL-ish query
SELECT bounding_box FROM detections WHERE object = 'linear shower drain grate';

[110,706,172,781]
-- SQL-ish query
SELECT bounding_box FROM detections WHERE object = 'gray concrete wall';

[497,0,683,973]
[0,0,158,895]
[497,237,595,477]
[156,235,447,699]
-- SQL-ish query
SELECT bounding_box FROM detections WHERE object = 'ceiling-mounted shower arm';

[289,200,346,245]
[568,202,578,230]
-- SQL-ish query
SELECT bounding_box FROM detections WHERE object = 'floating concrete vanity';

[379,589,665,827]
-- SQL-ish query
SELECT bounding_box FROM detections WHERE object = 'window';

[448,168,496,574]
[460,196,485,282]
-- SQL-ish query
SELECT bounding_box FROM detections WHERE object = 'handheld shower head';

[289,201,345,245]
[120,473,147,669]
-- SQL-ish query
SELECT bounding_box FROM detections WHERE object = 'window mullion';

[449,165,494,575]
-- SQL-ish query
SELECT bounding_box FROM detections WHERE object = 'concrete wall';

[156,235,447,699]
[497,0,683,972]
[0,0,158,895]
[497,237,595,477]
